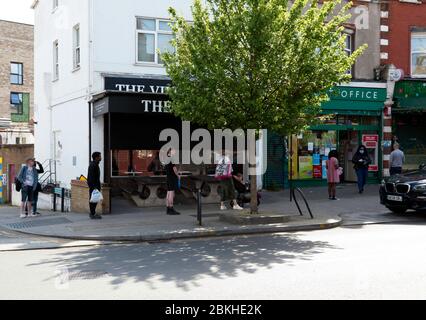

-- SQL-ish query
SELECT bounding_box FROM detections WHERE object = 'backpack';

[15,177,22,192]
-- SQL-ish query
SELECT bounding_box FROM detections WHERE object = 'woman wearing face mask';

[352,145,372,194]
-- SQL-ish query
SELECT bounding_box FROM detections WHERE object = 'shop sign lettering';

[328,87,386,102]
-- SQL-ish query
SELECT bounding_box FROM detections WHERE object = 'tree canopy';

[163,0,366,136]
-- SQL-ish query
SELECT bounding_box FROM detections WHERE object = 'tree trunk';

[250,168,258,214]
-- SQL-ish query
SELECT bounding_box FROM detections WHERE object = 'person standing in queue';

[352,145,371,194]
[390,143,405,176]
[87,152,102,220]
[165,148,181,215]
[326,150,340,200]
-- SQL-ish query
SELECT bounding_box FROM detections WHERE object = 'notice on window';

[299,156,313,180]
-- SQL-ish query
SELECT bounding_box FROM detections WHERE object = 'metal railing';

[291,187,314,219]
[38,159,58,189]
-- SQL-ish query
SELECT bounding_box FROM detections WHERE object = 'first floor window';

[73,24,81,69]
[10,62,23,85]
[136,17,175,64]
[10,92,23,115]
[53,40,59,80]
[344,31,354,76]
[411,31,426,77]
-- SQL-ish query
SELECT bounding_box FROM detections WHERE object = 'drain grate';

[6,217,72,230]
[67,270,109,281]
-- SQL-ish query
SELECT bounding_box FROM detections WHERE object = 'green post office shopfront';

[264,84,388,189]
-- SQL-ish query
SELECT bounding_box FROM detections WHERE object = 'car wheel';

[388,207,407,214]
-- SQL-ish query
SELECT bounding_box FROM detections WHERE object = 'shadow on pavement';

[28,234,340,291]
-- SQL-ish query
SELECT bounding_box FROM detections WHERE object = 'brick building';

[0,20,35,203]
[380,0,426,171]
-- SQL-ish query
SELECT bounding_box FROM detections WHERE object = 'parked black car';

[380,164,426,214]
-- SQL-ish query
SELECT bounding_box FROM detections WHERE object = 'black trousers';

[89,188,98,216]
[390,167,402,176]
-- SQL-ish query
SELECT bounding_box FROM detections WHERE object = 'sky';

[0,0,34,25]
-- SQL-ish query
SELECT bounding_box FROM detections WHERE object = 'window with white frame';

[53,40,59,80]
[344,31,354,76]
[411,32,426,78]
[73,24,81,69]
[136,18,175,64]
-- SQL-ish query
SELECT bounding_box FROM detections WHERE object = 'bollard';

[197,188,202,226]
[61,188,65,213]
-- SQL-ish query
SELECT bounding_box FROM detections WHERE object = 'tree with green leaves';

[162,0,365,214]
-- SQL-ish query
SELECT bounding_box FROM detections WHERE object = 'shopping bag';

[90,189,103,203]
[215,162,232,180]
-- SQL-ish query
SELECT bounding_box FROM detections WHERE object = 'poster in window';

[299,156,313,180]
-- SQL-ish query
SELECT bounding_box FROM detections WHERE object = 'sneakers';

[220,205,227,211]
[167,207,181,215]
[233,204,244,210]
[30,212,41,218]
[90,215,102,220]
[20,213,27,219]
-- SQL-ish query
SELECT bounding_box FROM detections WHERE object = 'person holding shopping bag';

[87,152,103,220]
[216,150,243,211]
[352,145,371,194]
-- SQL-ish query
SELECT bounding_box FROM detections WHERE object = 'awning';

[394,97,426,113]
[321,100,384,116]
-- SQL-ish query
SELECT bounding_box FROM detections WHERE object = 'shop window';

[112,150,165,177]
[136,18,175,64]
[10,62,23,85]
[411,32,426,78]
[289,131,337,180]
[337,115,360,126]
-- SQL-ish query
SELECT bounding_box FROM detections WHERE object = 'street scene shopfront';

[393,80,426,170]
[90,76,231,211]
[264,84,387,189]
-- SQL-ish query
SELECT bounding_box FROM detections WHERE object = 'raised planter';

[71,180,110,214]
[219,212,292,225]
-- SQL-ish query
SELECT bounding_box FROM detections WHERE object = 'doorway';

[338,130,359,182]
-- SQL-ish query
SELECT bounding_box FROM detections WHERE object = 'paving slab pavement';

[0,184,424,242]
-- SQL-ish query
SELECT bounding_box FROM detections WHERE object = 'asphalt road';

[0,220,425,300]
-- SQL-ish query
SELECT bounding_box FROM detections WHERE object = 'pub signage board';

[92,77,173,117]
[104,77,171,95]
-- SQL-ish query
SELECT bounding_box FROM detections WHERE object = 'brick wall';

[0,144,34,203]
[71,180,111,214]
[382,0,426,76]
[0,20,34,143]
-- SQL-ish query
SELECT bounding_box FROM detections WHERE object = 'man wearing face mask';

[352,145,372,194]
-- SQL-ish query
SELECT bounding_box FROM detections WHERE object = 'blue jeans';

[356,168,369,192]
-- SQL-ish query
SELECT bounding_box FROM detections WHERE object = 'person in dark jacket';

[25,159,44,216]
[87,152,102,220]
[352,145,372,194]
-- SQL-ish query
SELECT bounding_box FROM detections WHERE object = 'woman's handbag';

[337,167,344,176]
